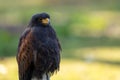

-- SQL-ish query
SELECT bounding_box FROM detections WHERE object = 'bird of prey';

[16,13,61,80]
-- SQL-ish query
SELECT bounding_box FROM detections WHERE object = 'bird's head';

[29,13,50,27]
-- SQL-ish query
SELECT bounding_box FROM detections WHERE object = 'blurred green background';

[0,0,120,80]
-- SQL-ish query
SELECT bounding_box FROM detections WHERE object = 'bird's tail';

[46,73,50,80]
[31,73,50,80]
[42,73,50,80]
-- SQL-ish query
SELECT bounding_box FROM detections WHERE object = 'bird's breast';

[32,26,58,48]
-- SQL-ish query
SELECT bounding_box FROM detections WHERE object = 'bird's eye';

[39,18,42,21]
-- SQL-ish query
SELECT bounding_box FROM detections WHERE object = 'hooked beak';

[42,18,50,25]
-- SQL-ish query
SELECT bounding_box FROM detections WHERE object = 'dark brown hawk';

[16,13,61,80]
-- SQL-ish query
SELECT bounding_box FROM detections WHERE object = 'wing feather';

[16,28,34,80]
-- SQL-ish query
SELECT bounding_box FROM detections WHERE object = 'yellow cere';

[42,18,50,24]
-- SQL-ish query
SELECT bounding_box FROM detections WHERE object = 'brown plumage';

[16,13,61,80]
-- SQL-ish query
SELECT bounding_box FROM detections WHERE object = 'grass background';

[0,0,120,80]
